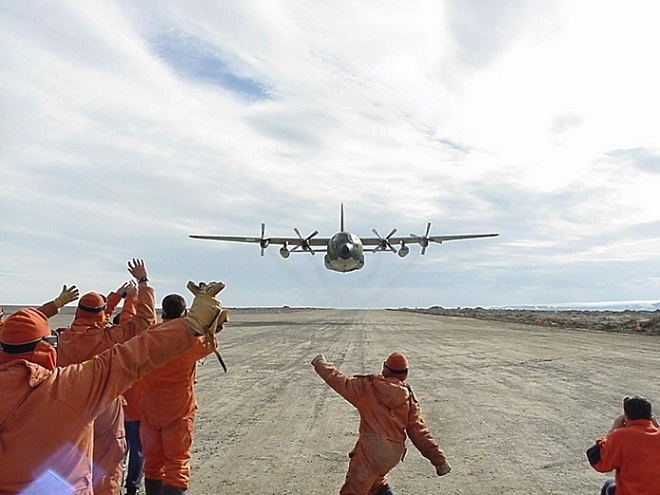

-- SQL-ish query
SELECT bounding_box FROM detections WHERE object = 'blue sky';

[1,1,659,309]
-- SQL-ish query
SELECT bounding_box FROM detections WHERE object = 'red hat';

[384,352,409,375]
[0,308,50,345]
[75,292,107,323]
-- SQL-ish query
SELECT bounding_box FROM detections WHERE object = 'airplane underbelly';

[324,254,364,272]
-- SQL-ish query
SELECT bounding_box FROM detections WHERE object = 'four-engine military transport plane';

[190,204,498,273]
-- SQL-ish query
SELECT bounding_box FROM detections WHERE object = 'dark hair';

[624,395,653,420]
[161,294,187,320]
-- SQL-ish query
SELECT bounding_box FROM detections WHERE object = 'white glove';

[436,461,451,476]
[54,285,80,308]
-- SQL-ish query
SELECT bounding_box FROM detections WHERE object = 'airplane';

[189,204,499,273]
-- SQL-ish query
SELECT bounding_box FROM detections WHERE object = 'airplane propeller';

[410,222,438,255]
[291,228,319,255]
[372,228,398,253]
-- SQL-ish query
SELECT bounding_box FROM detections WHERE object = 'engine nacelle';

[398,243,409,258]
[279,246,290,258]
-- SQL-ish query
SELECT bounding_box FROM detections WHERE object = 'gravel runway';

[186,308,659,495]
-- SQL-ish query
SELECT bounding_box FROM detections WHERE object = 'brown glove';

[185,281,225,335]
[185,281,229,372]
[187,282,228,332]
[54,285,80,308]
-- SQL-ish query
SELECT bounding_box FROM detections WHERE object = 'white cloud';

[1,1,659,309]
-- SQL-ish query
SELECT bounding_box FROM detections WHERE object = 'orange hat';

[384,352,409,375]
[75,292,107,323]
[0,308,57,370]
[1,308,50,345]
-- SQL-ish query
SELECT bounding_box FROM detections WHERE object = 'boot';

[144,478,163,495]
[375,484,395,495]
[162,486,186,495]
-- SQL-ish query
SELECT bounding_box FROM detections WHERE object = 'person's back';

[312,352,450,495]
[141,294,213,495]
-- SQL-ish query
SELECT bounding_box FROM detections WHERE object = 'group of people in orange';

[1,258,659,495]
[0,260,226,495]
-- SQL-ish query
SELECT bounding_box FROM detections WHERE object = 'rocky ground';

[397,307,660,334]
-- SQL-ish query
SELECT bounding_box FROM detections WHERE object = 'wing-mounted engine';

[372,228,398,253]
[397,241,410,258]
[410,222,441,255]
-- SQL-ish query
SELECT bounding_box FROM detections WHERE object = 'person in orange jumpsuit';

[587,395,660,495]
[140,293,218,495]
[312,352,451,495]
[56,259,157,495]
[0,281,226,495]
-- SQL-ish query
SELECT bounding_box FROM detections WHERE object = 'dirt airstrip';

[43,308,660,494]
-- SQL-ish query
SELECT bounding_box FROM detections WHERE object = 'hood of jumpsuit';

[355,375,412,443]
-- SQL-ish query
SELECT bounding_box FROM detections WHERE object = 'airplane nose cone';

[341,244,353,259]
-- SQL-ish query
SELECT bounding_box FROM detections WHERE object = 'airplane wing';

[361,233,499,246]
[361,228,499,255]
[189,235,331,246]
[189,233,331,255]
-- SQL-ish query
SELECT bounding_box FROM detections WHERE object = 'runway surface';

[184,308,660,494]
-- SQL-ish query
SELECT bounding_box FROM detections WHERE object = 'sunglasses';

[42,332,58,349]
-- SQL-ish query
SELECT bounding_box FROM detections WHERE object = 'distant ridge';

[490,300,660,312]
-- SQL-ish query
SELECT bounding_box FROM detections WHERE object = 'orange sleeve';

[36,301,60,319]
[406,395,447,467]
[117,294,138,324]
[188,337,215,361]
[313,360,364,407]
[108,286,156,344]
[105,291,123,318]
[56,318,196,422]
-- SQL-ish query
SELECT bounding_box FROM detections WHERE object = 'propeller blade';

[260,223,266,256]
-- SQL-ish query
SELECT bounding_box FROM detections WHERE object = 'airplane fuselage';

[324,231,365,272]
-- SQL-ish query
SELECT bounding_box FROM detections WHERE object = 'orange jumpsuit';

[140,331,213,489]
[57,286,156,495]
[313,360,447,495]
[0,317,201,495]
[589,418,660,495]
